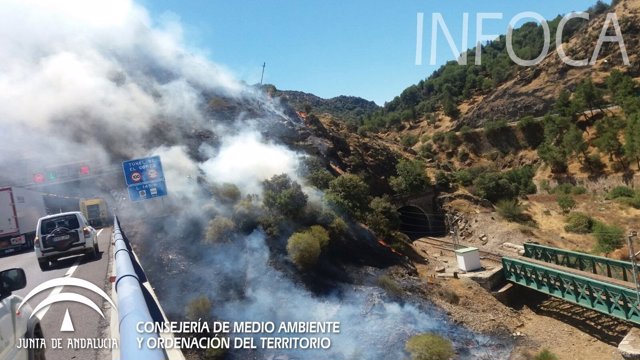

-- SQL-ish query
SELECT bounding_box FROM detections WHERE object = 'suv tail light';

[83,227,91,238]
[34,236,40,246]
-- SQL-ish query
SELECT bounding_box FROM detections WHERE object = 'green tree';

[554,89,574,117]
[325,174,370,219]
[625,114,640,168]
[537,115,574,173]
[562,126,588,162]
[366,196,400,237]
[607,70,636,102]
[262,174,308,218]
[594,117,626,169]
[286,225,330,270]
[405,333,454,360]
[389,159,430,195]
[573,78,605,118]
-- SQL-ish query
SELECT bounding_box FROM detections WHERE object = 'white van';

[0,268,45,360]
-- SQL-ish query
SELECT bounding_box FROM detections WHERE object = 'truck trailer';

[0,187,48,254]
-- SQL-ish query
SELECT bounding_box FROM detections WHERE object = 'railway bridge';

[503,243,640,325]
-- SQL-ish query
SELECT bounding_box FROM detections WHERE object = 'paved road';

[0,227,114,360]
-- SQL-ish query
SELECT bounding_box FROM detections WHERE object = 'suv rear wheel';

[29,325,46,360]
[89,242,99,260]
[38,260,49,271]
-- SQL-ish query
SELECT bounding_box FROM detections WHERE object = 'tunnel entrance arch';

[397,205,446,240]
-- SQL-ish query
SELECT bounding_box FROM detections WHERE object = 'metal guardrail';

[113,217,166,360]
[524,243,636,282]
[502,256,640,325]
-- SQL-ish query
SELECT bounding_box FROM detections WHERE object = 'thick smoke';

[0,1,511,359]
[200,131,302,196]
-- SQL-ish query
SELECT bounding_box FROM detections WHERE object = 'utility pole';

[627,231,640,306]
[447,214,460,250]
[260,62,266,85]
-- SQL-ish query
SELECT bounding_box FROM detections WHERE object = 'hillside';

[273,87,380,124]
[459,0,640,128]
[275,0,640,261]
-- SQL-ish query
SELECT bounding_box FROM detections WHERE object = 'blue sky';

[140,0,607,105]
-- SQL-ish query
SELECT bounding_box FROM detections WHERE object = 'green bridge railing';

[523,243,636,283]
[502,257,640,325]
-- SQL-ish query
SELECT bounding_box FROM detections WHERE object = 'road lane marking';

[35,260,81,320]
[97,229,103,237]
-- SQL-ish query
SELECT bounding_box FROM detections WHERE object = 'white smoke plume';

[0,1,512,359]
[200,131,302,195]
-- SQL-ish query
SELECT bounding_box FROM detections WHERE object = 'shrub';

[367,196,400,237]
[551,183,587,195]
[557,194,576,213]
[401,134,419,147]
[584,154,606,174]
[472,166,536,202]
[438,288,460,305]
[484,119,510,144]
[212,183,241,204]
[435,171,454,191]
[286,225,330,270]
[518,116,545,148]
[619,196,640,209]
[572,186,587,195]
[540,179,551,193]
[419,143,435,159]
[262,174,308,218]
[459,125,473,140]
[534,349,559,360]
[306,169,334,190]
[405,333,454,360]
[432,131,446,145]
[444,131,461,148]
[325,173,370,219]
[551,183,573,194]
[593,222,624,253]
[389,159,430,196]
[233,198,261,233]
[205,217,236,243]
[329,217,349,236]
[377,274,403,298]
[564,212,594,234]
[607,186,635,199]
[185,296,212,321]
[496,199,526,222]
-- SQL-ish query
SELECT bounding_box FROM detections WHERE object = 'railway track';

[414,237,504,263]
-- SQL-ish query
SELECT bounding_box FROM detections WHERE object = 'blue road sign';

[122,156,167,201]
[127,180,168,202]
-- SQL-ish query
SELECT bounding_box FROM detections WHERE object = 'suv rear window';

[41,215,80,235]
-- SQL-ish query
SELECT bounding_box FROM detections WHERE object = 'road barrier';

[113,217,167,360]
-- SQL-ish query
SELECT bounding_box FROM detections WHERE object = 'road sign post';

[122,156,168,202]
